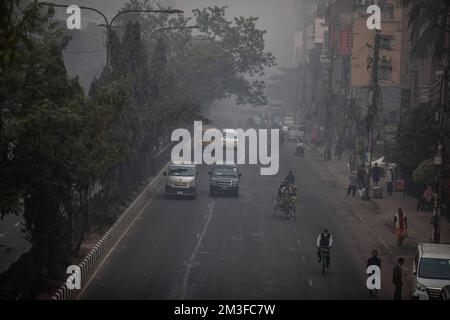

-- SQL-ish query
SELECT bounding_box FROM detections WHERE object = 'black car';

[209,164,241,197]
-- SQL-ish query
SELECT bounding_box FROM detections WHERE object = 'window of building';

[380,3,394,19]
[380,35,393,50]
[380,56,392,80]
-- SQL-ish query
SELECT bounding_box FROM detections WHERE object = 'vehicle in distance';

[282,116,295,126]
[209,164,241,197]
[222,129,238,149]
[201,124,216,148]
[287,124,305,141]
[164,163,198,199]
[411,243,450,300]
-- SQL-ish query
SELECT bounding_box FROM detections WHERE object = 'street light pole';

[37,2,183,69]
[148,25,200,39]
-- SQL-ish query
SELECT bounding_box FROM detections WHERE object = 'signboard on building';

[339,29,351,55]
[314,18,327,44]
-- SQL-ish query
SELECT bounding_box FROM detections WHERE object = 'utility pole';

[432,69,446,243]
[432,11,450,243]
[363,29,380,201]
[326,45,335,157]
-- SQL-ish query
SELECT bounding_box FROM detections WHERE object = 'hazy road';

[80,101,388,300]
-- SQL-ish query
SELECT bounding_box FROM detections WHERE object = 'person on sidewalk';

[392,257,405,300]
[394,208,408,246]
[386,168,394,197]
[357,165,366,189]
[371,163,382,186]
[348,152,356,173]
[421,185,434,210]
[346,172,357,197]
[324,147,332,161]
[335,144,342,161]
[417,185,426,211]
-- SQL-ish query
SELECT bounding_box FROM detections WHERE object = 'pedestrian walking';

[348,152,356,173]
[346,172,357,197]
[371,163,382,186]
[386,168,394,197]
[357,165,366,189]
[394,208,408,246]
[421,185,434,210]
[335,144,342,161]
[324,147,332,161]
[392,257,405,300]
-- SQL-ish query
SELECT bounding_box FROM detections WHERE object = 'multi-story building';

[350,0,406,152]
[326,0,354,148]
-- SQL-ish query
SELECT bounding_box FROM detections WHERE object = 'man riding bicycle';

[317,229,333,268]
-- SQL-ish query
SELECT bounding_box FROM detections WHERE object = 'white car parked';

[411,243,450,300]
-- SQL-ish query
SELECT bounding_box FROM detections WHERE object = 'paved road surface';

[80,100,389,300]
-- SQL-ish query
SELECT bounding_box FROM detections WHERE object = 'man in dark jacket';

[371,163,382,186]
[357,165,366,189]
[367,250,381,296]
[393,257,405,300]
[367,250,381,269]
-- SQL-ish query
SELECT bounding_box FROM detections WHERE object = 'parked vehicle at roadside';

[441,285,450,300]
[164,163,198,199]
[411,243,450,300]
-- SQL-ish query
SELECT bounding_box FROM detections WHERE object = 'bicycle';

[319,247,330,274]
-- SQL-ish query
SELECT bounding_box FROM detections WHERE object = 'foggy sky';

[48,0,303,69]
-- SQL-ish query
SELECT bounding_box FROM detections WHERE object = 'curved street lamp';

[37,2,183,68]
[148,25,200,40]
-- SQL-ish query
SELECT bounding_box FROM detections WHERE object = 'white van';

[411,243,450,299]
[164,163,198,199]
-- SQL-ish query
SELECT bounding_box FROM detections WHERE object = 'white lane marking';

[0,233,4,238]
[181,199,215,300]
[296,240,301,249]
[203,213,207,220]
[343,197,392,254]
[308,278,313,287]
[196,233,200,239]
[302,256,306,263]
[14,222,20,227]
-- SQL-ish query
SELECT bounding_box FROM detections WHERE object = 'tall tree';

[400,0,450,64]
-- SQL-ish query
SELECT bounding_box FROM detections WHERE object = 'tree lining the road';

[393,0,450,212]
[120,0,276,107]
[0,0,276,298]
[0,0,126,298]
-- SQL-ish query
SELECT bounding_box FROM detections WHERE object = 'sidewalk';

[310,145,450,245]
[308,144,450,299]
